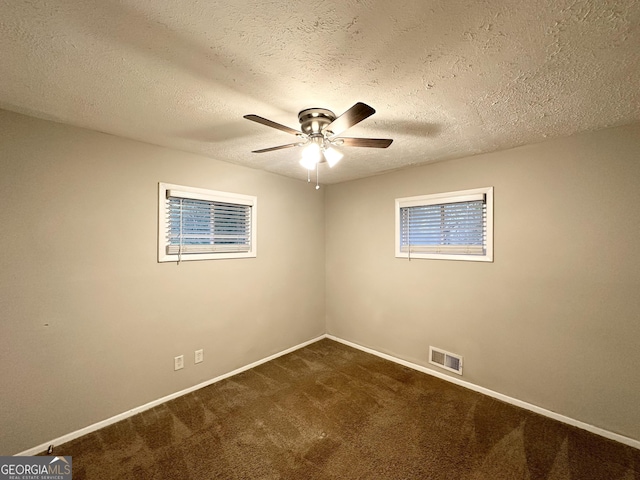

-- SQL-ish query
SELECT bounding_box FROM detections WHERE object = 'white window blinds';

[166,194,252,255]
[158,183,257,262]
[397,190,491,258]
[400,198,486,254]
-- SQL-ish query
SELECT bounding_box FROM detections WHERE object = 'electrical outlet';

[195,349,203,364]
[174,355,184,371]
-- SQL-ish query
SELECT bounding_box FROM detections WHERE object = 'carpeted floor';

[51,339,639,479]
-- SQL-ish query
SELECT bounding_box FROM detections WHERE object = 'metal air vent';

[429,346,463,375]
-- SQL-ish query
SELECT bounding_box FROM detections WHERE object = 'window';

[395,187,493,262]
[158,183,257,262]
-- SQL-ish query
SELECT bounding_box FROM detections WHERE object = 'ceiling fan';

[243,102,393,179]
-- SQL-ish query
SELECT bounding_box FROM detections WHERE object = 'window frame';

[158,182,257,263]
[395,186,493,262]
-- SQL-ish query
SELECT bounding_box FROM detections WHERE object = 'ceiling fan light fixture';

[300,139,323,169]
[302,141,321,159]
[302,139,321,161]
[323,146,343,167]
[244,102,393,182]
[299,156,319,170]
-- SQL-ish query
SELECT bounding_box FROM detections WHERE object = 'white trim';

[399,192,485,208]
[15,335,327,456]
[326,334,640,450]
[167,188,255,206]
[16,333,639,455]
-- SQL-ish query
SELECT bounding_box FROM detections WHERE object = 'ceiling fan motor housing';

[298,108,336,135]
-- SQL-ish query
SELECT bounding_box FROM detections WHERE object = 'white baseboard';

[16,335,327,456]
[327,334,640,450]
[17,333,639,455]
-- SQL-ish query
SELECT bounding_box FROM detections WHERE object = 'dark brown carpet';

[51,339,639,479]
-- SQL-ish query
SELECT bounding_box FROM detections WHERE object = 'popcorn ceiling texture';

[1,0,638,184]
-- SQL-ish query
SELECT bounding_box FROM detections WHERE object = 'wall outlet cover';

[174,355,184,371]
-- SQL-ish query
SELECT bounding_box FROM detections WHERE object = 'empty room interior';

[2,0,640,478]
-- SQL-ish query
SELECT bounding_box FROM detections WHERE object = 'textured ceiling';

[1,0,639,184]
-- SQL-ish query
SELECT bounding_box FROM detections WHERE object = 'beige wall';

[0,110,325,454]
[325,123,640,441]
[2,108,639,454]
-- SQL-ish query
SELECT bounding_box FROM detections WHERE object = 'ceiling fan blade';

[243,114,301,136]
[251,143,301,153]
[323,102,376,136]
[336,137,393,148]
